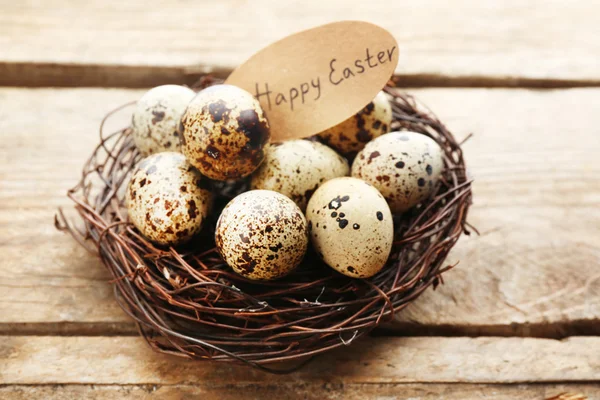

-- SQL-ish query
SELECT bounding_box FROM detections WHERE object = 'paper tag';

[226,21,399,141]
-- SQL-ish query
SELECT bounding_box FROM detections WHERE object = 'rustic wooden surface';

[3,336,599,384]
[1,1,599,398]
[1,0,600,87]
[2,88,598,337]
[0,385,596,400]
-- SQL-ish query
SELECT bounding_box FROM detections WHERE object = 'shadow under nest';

[56,78,474,373]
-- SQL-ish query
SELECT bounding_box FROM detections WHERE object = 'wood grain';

[1,0,599,87]
[391,88,600,336]
[1,88,599,336]
[0,384,597,400]
[0,89,135,334]
[1,336,598,384]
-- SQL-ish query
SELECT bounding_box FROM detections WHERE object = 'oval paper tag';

[226,21,399,141]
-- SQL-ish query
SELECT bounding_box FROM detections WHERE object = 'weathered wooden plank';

[1,0,599,87]
[391,88,600,335]
[0,89,135,333]
[0,336,598,384]
[0,384,597,400]
[0,88,599,336]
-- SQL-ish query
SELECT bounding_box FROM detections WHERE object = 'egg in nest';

[131,85,196,156]
[126,152,213,246]
[181,84,270,181]
[250,140,349,211]
[318,91,392,155]
[352,131,444,213]
[215,190,308,281]
[306,177,393,278]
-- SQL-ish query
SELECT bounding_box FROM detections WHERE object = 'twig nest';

[132,85,196,156]
[62,83,473,370]
[352,131,444,213]
[318,91,392,155]
[306,177,393,278]
[181,84,270,181]
[126,152,213,246]
[215,190,308,281]
[250,140,349,211]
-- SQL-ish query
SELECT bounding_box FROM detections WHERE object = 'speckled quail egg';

[126,152,213,246]
[306,177,393,278]
[352,131,444,214]
[132,85,196,156]
[181,84,270,181]
[318,91,392,155]
[250,140,349,211]
[215,190,308,281]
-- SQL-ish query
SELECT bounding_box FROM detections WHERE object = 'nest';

[57,78,473,373]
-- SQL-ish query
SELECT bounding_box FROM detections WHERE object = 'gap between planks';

[2,320,600,338]
[3,62,600,88]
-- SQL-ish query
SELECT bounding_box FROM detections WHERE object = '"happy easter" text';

[254,46,397,112]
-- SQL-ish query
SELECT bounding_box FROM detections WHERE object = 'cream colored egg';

[352,131,444,214]
[126,152,212,246]
[250,140,349,211]
[306,177,393,278]
[132,85,196,156]
[318,91,392,155]
[215,190,308,281]
[181,84,270,181]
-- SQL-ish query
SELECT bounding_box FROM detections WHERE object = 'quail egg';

[306,177,393,278]
[250,140,349,211]
[318,91,392,155]
[126,152,213,246]
[352,131,444,213]
[132,85,196,156]
[181,84,270,181]
[215,190,308,281]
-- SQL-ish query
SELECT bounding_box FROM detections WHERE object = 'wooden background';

[0,1,599,399]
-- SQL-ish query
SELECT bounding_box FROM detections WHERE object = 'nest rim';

[57,77,474,374]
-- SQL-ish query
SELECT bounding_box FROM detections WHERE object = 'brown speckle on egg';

[306,177,393,278]
[132,85,196,156]
[215,190,308,281]
[317,91,392,155]
[181,84,270,181]
[126,152,213,246]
